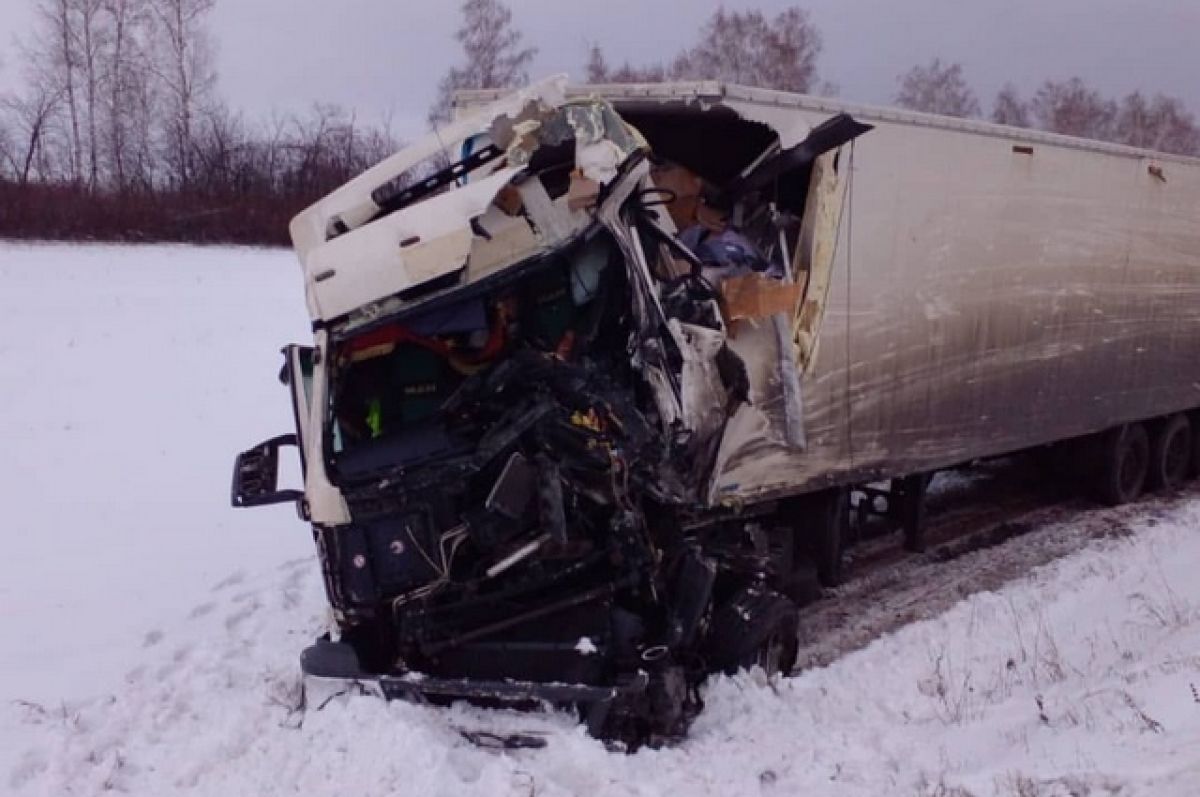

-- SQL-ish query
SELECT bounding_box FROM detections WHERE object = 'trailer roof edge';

[455,81,1200,167]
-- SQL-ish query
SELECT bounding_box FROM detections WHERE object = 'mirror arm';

[231,434,305,508]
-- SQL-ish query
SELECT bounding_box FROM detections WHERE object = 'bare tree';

[670,7,822,93]
[428,0,536,128]
[0,56,9,176]
[991,84,1030,128]
[20,0,107,186]
[2,80,63,184]
[584,43,609,84]
[73,0,108,189]
[612,62,667,84]
[0,107,12,180]
[583,7,823,91]
[895,59,980,118]
[189,101,243,193]
[754,7,823,92]
[125,48,159,189]
[583,44,666,84]
[24,0,84,182]
[148,0,217,188]
[100,0,153,189]
[1029,78,1116,141]
[255,111,290,194]
[1113,92,1200,156]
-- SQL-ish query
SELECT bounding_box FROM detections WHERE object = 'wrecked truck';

[233,76,1200,746]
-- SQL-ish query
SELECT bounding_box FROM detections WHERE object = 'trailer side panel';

[712,110,1200,500]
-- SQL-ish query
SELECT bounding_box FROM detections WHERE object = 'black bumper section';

[376,673,648,704]
[301,638,648,706]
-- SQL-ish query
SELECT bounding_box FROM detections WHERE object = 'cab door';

[283,344,315,473]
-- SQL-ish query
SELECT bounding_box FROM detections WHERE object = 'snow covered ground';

[3,243,1200,796]
[0,242,312,703]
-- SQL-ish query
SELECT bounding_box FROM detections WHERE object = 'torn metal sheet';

[566,103,644,184]
[792,149,848,374]
[292,75,568,258]
[296,93,648,326]
[303,166,521,322]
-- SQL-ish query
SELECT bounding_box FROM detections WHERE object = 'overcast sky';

[2,0,1197,139]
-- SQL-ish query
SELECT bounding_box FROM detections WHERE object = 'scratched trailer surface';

[463,82,1200,504]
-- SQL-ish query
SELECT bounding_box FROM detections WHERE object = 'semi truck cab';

[232,76,869,746]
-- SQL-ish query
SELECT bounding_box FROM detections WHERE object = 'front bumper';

[301,639,649,734]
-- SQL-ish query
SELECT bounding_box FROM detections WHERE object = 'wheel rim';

[758,632,783,674]
[1164,430,1191,486]
[1119,436,1148,499]
[756,623,798,676]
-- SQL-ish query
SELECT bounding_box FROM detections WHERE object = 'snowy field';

[2,242,1200,796]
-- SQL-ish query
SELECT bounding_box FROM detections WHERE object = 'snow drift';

[2,243,1199,796]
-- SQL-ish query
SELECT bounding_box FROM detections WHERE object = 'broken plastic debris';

[492,185,524,216]
[576,139,626,184]
[720,273,803,323]
[565,102,645,183]
[505,118,545,166]
[567,171,601,211]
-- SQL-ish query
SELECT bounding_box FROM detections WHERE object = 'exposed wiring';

[391,523,471,610]
[406,523,442,578]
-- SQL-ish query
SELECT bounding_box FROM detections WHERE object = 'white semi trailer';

[233,77,1200,746]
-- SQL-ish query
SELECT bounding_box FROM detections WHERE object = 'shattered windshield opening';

[620,104,779,187]
[327,229,628,480]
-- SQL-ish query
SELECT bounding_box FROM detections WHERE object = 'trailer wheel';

[1191,412,1200,479]
[789,488,847,588]
[894,473,929,553]
[775,557,823,608]
[1094,423,1150,506]
[1148,414,1192,491]
[704,588,799,676]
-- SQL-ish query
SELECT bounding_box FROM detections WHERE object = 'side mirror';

[231,434,305,508]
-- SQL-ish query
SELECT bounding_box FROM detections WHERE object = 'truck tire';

[894,473,928,553]
[704,588,799,676]
[789,488,847,588]
[1094,423,1150,506]
[1148,414,1192,491]
[775,557,823,608]
[1192,412,1200,479]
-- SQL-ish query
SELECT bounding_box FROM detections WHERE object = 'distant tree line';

[0,0,400,244]
[893,59,1200,156]
[580,15,1199,158]
[582,7,832,96]
[2,1,1197,246]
